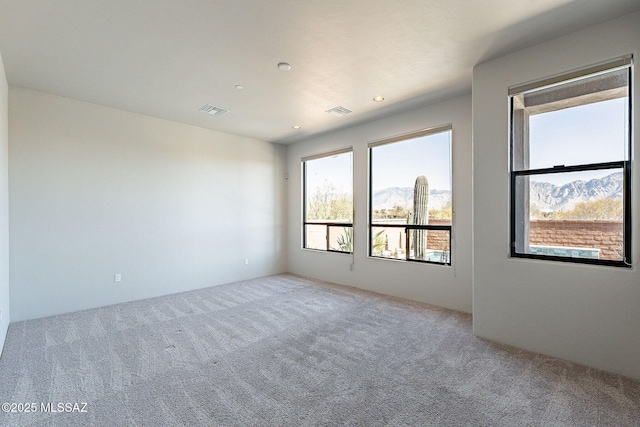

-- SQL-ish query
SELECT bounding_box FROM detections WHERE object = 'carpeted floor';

[0,273,638,426]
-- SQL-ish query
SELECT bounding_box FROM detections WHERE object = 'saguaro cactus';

[413,175,429,259]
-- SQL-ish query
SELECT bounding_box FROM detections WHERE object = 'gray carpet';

[0,274,638,426]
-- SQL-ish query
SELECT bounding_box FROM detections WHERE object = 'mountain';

[373,172,623,213]
[530,172,622,211]
[373,187,451,210]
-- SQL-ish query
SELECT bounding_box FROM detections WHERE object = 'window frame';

[368,125,453,266]
[302,148,354,254]
[509,58,633,267]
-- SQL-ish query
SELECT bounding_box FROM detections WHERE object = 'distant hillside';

[530,172,623,211]
[373,172,623,212]
[373,187,451,210]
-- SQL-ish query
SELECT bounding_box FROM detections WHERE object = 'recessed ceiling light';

[292,125,302,129]
[235,85,244,90]
[277,62,292,71]
[373,96,385,102]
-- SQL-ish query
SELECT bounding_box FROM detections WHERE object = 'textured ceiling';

[1,0,639,144]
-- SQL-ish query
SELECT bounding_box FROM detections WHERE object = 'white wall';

[473,12,640,380]
[287,94,472,313]
[0,53,9,353]
[8,87,287,321]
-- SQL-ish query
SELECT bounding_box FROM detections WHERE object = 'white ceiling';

[1,0,640,144]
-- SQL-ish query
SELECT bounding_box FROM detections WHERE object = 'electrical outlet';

[244,259,249,265]
[114,273,122,282]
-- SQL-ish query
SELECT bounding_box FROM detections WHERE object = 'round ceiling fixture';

[235,85,244,90]
[373,96,385,102]
[278,62,292,71]
[292,125,302,129]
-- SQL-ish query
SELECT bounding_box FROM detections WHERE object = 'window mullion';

[514,161,626,177]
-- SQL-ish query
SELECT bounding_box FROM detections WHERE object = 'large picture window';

[369,126,452,265]
[510,57,632,267]
[303,149,353,253]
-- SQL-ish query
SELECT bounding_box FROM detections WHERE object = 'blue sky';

[305,152,353,196]
[528,97,628,186]
[305,130,452,198]
[371,131,452,192]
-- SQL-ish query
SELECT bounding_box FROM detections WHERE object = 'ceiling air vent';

[199,104,230,116]
[325,106,353,117]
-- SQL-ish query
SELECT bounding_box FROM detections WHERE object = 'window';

[510,57,632,267]
[369,126,452,265]
[303,149,353,253]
